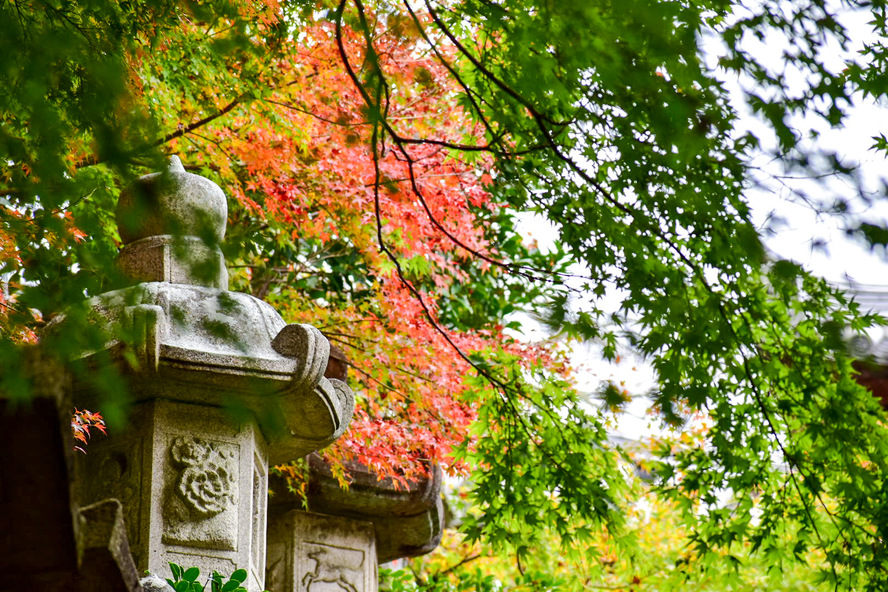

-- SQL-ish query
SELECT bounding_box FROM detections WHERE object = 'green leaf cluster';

[166,562,251,592]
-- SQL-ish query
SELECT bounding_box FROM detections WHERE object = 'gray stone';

[305,455,444,563]
[72,400,268,592]
[117,235,228,289]
[72,282,355,464]
[306,454,442,517]
[57,157,359,592]
[266,510,377,592]
[272,324,330,389]
[116,156,228,290]
[140,574,175,592]
[163,435,240,548]
[372,503,443,564]
[117,156,227,245]
[267,455,444,565]
[77,498,142,592]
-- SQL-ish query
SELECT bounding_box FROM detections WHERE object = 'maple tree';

[4,0,888,589]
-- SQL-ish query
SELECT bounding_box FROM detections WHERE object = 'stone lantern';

[69,157,355,591]
[264,454,444,592]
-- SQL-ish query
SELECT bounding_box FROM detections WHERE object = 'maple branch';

[730,303,878,565]
[11,0,27,39]
[324,331,466,389]
[386,141,610,297]
[422,0,568,129]
[183,131,237,166]
[0,186,27,198]
[387,137,547,284]
[268,95,509,153]
[346,7,837,554]
[332,3,534,159]
[155,97,244,151]
[346,364,452,426]
[342,361,411,401]
[336,3,626,513]
[360,171,476,186]
[437,552,483,576]
[73,97,243,170]
[401,1,505,147]
[387,362,437,386]
[337,0,587,415]
[331,8,596,291]
[388,135,517,154]
[263,98,364,127]
[320,330,385,346]
[336,0,514,396]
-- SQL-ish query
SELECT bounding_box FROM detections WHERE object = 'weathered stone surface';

[266,510,377,592]
[58,156,359,592]
[371,503,443,564]
[77,498,142,592]
[73,281,354,464]
[273,324,329,363]
[117,235,228,289]
[307,454,442,517]
[117,156,227,245]
[305,456,444,563]
[116,156,228,289]
[163,435,240,549]
[72,400,268,591]
[140,574,175,592]
[268,456,444,564]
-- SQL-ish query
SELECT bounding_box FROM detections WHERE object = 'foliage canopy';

[3,0,888,588]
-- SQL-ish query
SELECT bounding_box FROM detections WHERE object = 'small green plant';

[166,562,251,592]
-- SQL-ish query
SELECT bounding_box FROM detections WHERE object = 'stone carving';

[170,436,236,517]
[61,157,363,590]
[302,544,364,592]
[163,435,239,550]
[178,462,235,516]
[265,510,376,592]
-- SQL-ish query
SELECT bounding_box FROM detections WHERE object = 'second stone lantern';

[69,156,354,591]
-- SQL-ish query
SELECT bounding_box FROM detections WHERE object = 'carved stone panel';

[266,510,377,592]
[163,435,240,550]
[251,455,268,585]
[301,543,365,592]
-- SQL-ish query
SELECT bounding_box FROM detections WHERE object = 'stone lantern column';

[69,157,354,591]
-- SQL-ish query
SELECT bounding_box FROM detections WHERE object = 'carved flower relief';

[171,436,210,466]
[178,462,235,516]
[169,436,236,517]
